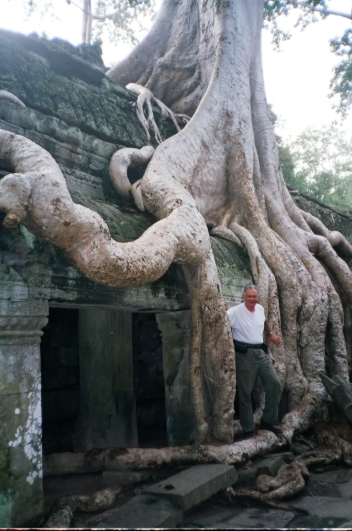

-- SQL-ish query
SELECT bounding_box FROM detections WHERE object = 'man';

[227,285,283,438]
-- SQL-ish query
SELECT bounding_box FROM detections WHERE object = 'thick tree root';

[227,424,352,508]
[225,487,304,512]
[45,486,120,528]
[44,430,289,476]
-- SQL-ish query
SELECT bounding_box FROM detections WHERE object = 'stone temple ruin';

[1,29,352,527]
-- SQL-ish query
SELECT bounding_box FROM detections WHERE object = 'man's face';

[244,288,258,311]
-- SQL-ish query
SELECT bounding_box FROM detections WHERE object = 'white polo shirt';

[227,302,265,344]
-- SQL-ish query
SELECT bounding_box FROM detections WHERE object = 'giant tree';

[2,0,352,466]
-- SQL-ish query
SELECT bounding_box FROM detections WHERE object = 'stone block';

[0,391,42,450]
[144,464,238,511]
[338,478,352,499]
[0,445,43,527]
[103,470,151,486]
[97,494,182,529]
[238,456,285,481]
[290,495,340,513]
[0,344,41,395]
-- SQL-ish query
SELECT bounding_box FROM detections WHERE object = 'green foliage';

[16,0,156,46]
[281,123,352,209]
[263,1,328,49]
[330,29,352,117]
[93,0,156,46]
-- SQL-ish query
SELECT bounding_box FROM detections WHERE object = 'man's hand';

[267,333,282,346]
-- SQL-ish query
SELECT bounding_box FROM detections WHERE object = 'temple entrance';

[40,307,168,454]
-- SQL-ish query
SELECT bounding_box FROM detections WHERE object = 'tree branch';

[67,0,149,21]
[286,0,352,21]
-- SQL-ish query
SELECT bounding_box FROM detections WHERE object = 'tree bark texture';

[1,0,352,451]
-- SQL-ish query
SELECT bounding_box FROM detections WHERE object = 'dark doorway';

[132,313,167,448]
[40,307,79,454]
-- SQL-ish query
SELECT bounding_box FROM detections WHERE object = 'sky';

[1,0,352,142]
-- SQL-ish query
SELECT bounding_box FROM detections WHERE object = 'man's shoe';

[260,421,283,436]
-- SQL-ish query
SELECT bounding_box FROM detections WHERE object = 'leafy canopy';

[281,123,352,210]
[19,0,156,46]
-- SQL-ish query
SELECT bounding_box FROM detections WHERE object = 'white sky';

[1,0,352,141]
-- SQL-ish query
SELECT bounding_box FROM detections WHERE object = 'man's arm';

[264,320,282,346]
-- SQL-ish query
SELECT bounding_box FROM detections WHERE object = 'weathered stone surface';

[183,508,236,528]
[290,495,340,513]
[145,464,238,511]
[97,494,182,528]
[238,456,285,482]
[337,478,352,498]
[0,298,48,526]
[0,30,148,147]
[290,500,352,528]
[214,508,295,529]
[103,470,151,486]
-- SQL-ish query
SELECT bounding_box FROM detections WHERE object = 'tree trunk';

[1,0,352,451]
[108,0,352,437]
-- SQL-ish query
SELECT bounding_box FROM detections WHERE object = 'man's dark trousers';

[236,346,281,432]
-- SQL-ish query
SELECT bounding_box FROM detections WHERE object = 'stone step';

[238,455,285,481]
[97,494,182,528]
[144,464,238,511]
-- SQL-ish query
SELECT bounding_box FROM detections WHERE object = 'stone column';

[73,308,138,451]
[156,311,197,446]
[0,294,48,527]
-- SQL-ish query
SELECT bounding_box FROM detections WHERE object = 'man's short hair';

[243,284,259,294]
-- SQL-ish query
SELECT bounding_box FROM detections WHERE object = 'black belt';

[234,340,267,353]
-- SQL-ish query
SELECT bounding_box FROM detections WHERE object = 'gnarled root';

[225,487,300,512]
[126,83,185,143]
[109,145,155,210]
[228,435,348,508]
[45,487,120,528]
